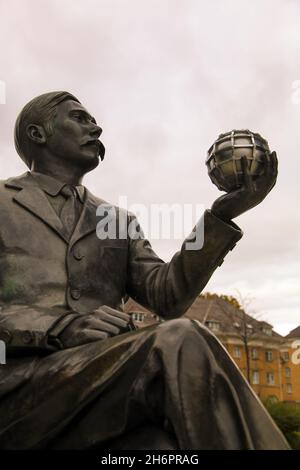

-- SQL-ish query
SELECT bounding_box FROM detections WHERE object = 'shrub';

[264,398,300,450]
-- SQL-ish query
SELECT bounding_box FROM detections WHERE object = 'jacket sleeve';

[0,305,80,353]
[126,209,243,318]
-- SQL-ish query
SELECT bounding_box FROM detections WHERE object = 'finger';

[68,329,109,347]
[270,151,278,177]
[97,306,131,322]
[241,155,255,192]
[92,310,130,329]
[84,318,120,336]
[262,152,272,177]
[259,151,277,189]
[266,151,278,192]
[213,165,228,192]
[82,329,110,342]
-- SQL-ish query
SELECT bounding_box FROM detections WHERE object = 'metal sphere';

[206,129,270,192]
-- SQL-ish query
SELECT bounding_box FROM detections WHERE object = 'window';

[266,372,275,385]
[282,351,289,362]
[262,327,272,336]
[251,348,258,360]
[286,384,293,394]
[252,370,260,385]
[131,312,145,322]
[285,367,291,378]
[205,321,220,332]
[151,314,161,322]
[265,350,273,362]
[233,346,241,358]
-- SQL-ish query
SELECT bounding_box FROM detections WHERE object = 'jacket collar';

[30,171,85,203]
[5,172,106,246]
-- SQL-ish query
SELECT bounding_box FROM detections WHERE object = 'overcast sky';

[0,0,299,335]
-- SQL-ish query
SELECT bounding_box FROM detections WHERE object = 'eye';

[74,114,84,121]
[72,113,94,124]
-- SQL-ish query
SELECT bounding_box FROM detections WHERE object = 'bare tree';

[216,289,261,383]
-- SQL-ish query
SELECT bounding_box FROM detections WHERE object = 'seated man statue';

[0,91,289,449]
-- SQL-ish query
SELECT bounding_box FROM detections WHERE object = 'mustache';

[81,138,105,161]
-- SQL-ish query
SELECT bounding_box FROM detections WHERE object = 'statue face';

[46,99,105,171]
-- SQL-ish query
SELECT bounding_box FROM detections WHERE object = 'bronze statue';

[0,92,289,449]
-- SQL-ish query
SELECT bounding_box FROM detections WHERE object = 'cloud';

[0,0,299,332]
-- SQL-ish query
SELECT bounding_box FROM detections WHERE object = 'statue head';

[14,91,105,173]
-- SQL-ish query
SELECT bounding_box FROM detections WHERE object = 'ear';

[26,124,47,144]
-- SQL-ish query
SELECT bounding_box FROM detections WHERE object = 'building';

[280,327,300,402]
[124,294,300,403]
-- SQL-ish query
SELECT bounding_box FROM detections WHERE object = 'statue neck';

[31,159,84,186]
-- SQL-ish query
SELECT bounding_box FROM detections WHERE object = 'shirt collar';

[30,171,85,203]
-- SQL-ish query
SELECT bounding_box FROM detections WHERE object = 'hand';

[211,151,278,222]
[59,306,132,349]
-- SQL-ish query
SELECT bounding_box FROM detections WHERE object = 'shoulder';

[0,172,31,192]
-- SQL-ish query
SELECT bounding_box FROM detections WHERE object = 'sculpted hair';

[14,91,80,169]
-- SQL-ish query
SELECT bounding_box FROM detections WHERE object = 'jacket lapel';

[5,172,69,243]
[70,189,112,246]
[5,173,116,246]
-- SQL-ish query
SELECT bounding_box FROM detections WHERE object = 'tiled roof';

[124,295,284,340]
[286,326,300,339]
[124,298,152,315]
[185,296,283,339]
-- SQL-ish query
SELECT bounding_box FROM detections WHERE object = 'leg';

[0,319,289,450]
[126,319,290,449]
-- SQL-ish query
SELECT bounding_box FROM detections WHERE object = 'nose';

[89,123,102,139]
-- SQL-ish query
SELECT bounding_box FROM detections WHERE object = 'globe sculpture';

[206,129,270,192]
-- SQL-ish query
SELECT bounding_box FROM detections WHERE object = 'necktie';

[60,185,77,238]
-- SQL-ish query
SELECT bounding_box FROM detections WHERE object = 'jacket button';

[70,288,81,300]
[73,247,84,260]
[0,329,12,344]
[22,330,34,344]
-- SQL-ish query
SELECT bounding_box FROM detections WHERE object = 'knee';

[152,318,214,365]
[156,317,218,346]
[156,317,199,338]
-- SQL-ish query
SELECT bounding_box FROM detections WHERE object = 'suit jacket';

[0,172,242,352]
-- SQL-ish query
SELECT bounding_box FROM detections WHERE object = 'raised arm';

[126,209,242,318]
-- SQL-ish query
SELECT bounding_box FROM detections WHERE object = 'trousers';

[0,318,289,449]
